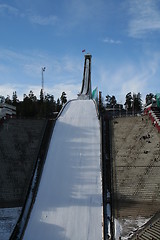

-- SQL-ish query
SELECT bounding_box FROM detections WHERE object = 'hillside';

[0,119,46,207]
[112,115,160,239]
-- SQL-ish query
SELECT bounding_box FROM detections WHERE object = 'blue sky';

[0,0,160,105]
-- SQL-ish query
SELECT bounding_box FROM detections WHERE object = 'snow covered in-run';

[23,99,102,240]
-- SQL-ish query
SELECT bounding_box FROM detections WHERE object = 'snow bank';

[115,217,151,239]
[0,207,21,240]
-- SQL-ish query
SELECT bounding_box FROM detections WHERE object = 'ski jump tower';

[78,53,92,99]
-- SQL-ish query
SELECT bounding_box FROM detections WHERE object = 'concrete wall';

[0,119,46,207]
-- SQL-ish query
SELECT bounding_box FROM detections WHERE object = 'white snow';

[23,99,102,240]
[0,207,22,240]
[115,217,151,239]
[114,219,122,239]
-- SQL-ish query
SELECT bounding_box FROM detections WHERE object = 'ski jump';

[11,54,103,240]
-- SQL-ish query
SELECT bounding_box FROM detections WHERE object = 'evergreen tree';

[145,93,154,105]
[12,91,19,106]
[125,92,133,111]
[60,92,67,105]
[105,95,111,108]
[22,91,37,117]
[105,95,117,108]
[28,90,37,102]
[110,95,117,107]
[133,92,142,113]
[44,94,56,117]
[40,89,44,103]
[56,98,62,112]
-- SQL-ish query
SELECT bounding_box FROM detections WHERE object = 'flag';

[82,49,85,53]
[92,87,98,102]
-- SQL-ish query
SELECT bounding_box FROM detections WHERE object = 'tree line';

[0,90,67,118]
[103,92,156,114]
[0,89,157,118]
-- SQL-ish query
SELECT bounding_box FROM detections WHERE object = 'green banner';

[92,87,98,102]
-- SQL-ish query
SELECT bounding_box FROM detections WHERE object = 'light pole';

[42,67,46,96]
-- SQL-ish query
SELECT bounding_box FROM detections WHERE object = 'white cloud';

[121,74,147,97]
[0,3,58,27]
[0,4,18,16]
[128,0,160,38]
[97,52,160,104]
[0,84,17,99]
[0,49,29,66]
[29,14,58,26]
[103,38,121,44]
[52,0,107,33]
[0,48,83,101]
[49,83,81,100]
[0,48,81,76]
